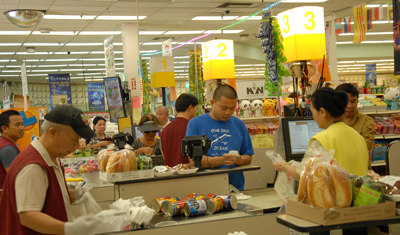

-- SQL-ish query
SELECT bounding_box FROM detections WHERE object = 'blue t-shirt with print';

[186,113,254,190]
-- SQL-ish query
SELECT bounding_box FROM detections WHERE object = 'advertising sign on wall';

[236,80,267,99]
[87,83,105,111]
[366,63,377,85]
[104,77,126,122]
[48,74,72,109]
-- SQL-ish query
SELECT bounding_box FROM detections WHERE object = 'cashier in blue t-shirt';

[186,85,254,191]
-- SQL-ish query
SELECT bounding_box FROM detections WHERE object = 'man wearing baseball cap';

[0,105,102,235]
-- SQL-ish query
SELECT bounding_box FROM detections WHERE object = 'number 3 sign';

[202,39,235,80]
[277,6,326,63]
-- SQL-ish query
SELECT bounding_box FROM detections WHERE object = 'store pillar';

[122,23,141,124]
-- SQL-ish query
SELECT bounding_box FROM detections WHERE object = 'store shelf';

[374,134,400,140]
[61,156,95,165]
[371,160,386,167]
[375,135,384,140]
[240,116,280,121]
[361,109,400,115]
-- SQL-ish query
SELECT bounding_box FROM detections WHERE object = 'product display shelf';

[61,156,95,165]
[375,134,400,140]
[240,115,280,121]
[375,135,385,140]
[361,110,400,115]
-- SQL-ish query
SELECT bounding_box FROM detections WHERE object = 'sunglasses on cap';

[144,130,158,134]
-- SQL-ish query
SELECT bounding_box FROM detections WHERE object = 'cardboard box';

[99,170,154,182]
[286,199,396,226]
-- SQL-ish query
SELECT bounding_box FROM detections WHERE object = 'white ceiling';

[0,0,393,84]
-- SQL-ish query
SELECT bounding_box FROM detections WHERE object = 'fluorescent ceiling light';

[0,74,19,76]
[17,52,52,55]
[373,21,393,24]
[139,31,165,35]
[30,69,59,72]
[235,64,253,67]
[60,69,86,71]
[0,43,22,46]
[65,43,103,46]
[356,60,377,63]
[38,64,67,67]
[86,68,106,71]
[46,59,78,61]
[79,58,105,61]
[282,0,327,2]
[165,31,204,35]
[71,52,90,54]
[236,16,262,20]
[44,15,96,20]
[0,52,15,55]
[32,31,76,35]
[0,31,30,35]
[140,50,157,53]
[85,79,93,81]
[24,59,41,62]
[92,79,104,81]
[6,65,20,68]
[338,61,355,64]
[141,57,151,60]
[24,43,64,46]
[96,16,146,20]
[115,68,124,70]
[114,51,123,54]
[77,73,102,75]
[192,16,238,20]
[69,64,97,67]
[339,32,393,36]
[380,59,394,62]
[203,30,244,34]
[90,51,104,54]
[114,43,122,46]
[2,70,21,72]
[141,42,162,45]
[174,66,188,68]
[336,41,353,44]
[27,74,48,76]
[79,31,121,35]
[174,56,189,59]
[361,40,393,43]
[70,77,85,79]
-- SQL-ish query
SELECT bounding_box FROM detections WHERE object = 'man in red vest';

[0,105,102,235]
[0,110,25,197]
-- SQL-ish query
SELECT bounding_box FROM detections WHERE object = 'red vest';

[0,136,20,192]
[0,144,68,235]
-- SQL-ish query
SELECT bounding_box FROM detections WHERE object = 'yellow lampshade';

[277,6,326,63]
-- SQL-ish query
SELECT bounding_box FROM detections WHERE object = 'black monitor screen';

[282,117,323,161]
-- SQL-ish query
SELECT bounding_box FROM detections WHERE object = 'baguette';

[329,166,352,208]
[308,164,335,209]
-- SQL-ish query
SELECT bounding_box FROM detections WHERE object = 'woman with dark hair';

[87,116,112,153]
[272,87,369,180]
[133,114,162,155]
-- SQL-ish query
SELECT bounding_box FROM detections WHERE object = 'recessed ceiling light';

[79,31,122,35]
[236,16,262,20]
[96,16,146,20]
[203,30,244,34]
[44,15,96,20]
[65,43,103,46]
[282,0,327,2]
[139,31,165,35]
[192,16,238,20]
[32,31,76,35]
[165,31,205,35]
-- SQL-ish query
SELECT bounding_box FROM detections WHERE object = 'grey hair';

[41,120,68,133]
[157,106,169,115]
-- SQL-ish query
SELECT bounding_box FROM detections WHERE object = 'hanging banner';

[104,35,115,77]
[162,38,173,57]
[393,0,400,75]
[21,62,28,97]
[366,63,377,85]
[104,77,126,122]
[3,81,10,109]
[49,74,72,109]
[87,82,105,111]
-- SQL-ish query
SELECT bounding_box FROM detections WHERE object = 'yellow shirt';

[310,122,369,176]
[348,110,375,152]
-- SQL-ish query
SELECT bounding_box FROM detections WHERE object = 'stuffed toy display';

[239,100,252,118]
[263,99,276,116]
[384,87,400,110]
[251,99,264,117]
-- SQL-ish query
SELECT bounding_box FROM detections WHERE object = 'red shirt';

[0,136,20,194]
[161,117,190,167]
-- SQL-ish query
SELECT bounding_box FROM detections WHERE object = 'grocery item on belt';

[184,200,208,217]
[105,148,137,173]
[98,145,116,172]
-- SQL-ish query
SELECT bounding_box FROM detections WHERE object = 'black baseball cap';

[44,105,97,140]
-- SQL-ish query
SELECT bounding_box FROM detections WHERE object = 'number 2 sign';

[202,39,235,80]
[277,6,326,63]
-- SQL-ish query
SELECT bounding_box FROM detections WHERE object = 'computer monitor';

[117,116,132,133]
[281,117,324,162]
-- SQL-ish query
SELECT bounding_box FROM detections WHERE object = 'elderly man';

[0,105,101,235]
[156,106,170,128]
[0,110,25,197]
